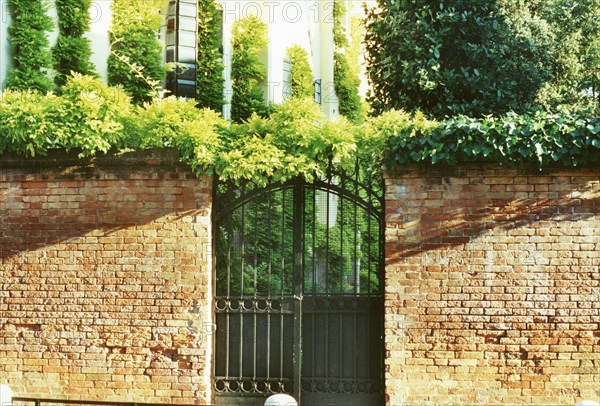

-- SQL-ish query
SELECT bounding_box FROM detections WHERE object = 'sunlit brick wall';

[0,150,213,404]
[384,165,600,405]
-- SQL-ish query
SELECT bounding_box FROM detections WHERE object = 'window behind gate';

[213,160,384,406]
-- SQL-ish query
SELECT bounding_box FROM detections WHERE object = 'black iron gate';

[213,162,384,406]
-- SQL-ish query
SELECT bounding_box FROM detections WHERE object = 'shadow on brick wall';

[0,149,211,260]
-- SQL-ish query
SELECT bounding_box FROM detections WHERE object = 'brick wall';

[385,165,600,405]
[0,150,213,404]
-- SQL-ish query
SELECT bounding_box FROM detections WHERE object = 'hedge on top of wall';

[108,0,165,105]
[52,0,97,88]
[1,75,600,184]
[0,75,358,186]
[5,0,54,93]
[373,108,600,167]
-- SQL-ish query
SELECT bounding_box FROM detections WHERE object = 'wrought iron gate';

[213,162,384,406]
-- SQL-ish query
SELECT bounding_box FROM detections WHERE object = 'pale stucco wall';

[0,0,11,90]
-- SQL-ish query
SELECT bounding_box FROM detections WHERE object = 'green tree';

[365,0,553,118]
[230,15,268,122]
[197,0,225,112]
[535,0,600,110]
[333,0,362,123]
[5,0,54,92]
[53,0,97,88]
[108,0,165,104]
[286,45,313,100]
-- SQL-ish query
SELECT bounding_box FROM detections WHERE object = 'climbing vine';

[5,0,54,92]
[230,15,269,122]
[52,0,97,87]
[286,45,313,100]
[333,0,362,123]
[197,0,225,112]
[108,0,165,104]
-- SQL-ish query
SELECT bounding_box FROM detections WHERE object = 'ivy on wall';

[108,0,165,105]
[333,0,362,123]
[53,0,96,88]
[5,0,54,92]
[197,0,225,112]
[374,109,600,167]
[230,15,269,122]
[286,45,313,100]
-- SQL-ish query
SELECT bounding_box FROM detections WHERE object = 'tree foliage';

[230,15,269,122]
[197,0,225,112]
[53,0,97,88]
[286,45,313,100]
[5,0,54,93]
[108,0,165,104]
[534,0,600,110]
[365,0,553,118]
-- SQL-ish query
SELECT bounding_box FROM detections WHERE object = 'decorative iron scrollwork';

[301,378,382,394]
[214,378,292,394]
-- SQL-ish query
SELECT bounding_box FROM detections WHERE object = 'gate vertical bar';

[292,181,304,402]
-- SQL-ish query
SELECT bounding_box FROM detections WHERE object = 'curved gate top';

[213,159,384,406]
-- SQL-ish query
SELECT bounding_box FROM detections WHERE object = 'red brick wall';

[0,150,213,404]
[385,165,600,405]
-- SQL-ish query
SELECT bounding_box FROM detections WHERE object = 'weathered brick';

[0,151,212,404]
[385,164,600,405]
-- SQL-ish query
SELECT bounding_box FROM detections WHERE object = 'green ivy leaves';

[286,45,314,100]
[382,109,600,168]
[217,99,357,186]
[197,0,225,112]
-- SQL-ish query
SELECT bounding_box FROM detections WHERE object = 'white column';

[86,0,112,83]
[0,0,12,91]
[317,0,338,119]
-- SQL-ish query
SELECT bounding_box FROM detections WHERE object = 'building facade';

[0,0,347,119]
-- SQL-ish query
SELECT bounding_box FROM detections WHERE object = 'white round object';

[575,401,600,406]
[264,393,297,406]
